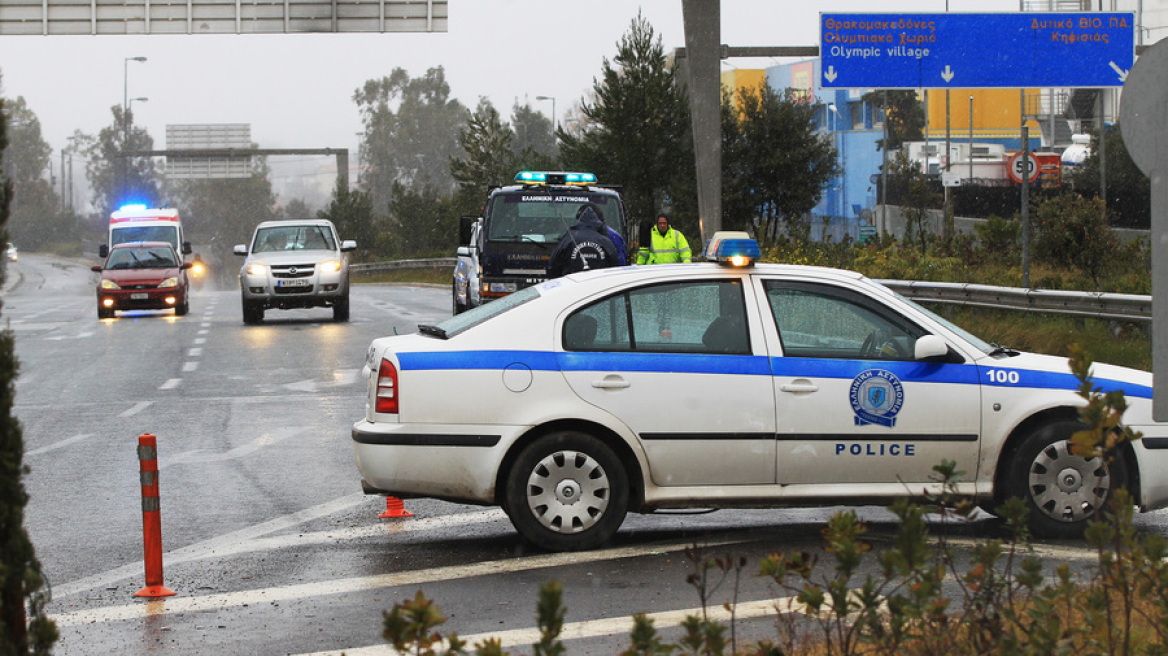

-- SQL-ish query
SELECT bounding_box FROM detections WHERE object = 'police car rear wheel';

[505,431,628,551]
[1005,420,1127,539]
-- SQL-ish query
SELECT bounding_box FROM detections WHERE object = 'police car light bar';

[515,171,597,186]
[704,231,760,267]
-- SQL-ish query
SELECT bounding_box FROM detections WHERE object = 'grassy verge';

[351,268,449,286]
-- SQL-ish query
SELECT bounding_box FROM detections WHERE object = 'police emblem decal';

[850,369,904,427]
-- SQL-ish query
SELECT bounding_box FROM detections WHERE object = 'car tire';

[242,299,264,324]
[97,305,114,320]
[1002,419,1128,539]
[175,301,190,316]
[333,289,350,322]
[504,431,628,551]
[452,281,467,315]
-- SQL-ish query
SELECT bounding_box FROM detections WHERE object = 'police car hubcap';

[527,450,610,534]
[1028,440,1110,522]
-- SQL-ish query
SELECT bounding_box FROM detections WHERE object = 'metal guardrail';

[348,258,1153,323]
[879,280,1152,323]
[350,258,455,273]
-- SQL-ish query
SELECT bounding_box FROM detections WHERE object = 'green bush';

[1032,193,1120,287]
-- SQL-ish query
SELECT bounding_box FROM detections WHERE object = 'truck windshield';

[111,226,179,252]
[486,193,623,243]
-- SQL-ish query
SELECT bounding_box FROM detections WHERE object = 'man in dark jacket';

[546,205,621,278]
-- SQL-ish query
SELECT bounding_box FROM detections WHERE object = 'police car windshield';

[487,192,622,243]
[893,292,995,354]
[419,284,545,339]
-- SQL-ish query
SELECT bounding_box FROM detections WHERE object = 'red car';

[92,242,192,319]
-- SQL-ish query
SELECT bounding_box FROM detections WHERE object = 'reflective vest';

[637,227,691,265]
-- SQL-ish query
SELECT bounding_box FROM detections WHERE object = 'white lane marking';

[49,493,371,599]
[193,337,206,345]
[48,536,747,628]
[45,330,94,341]
[188,347,202,356]
[197,329,209,335]
[182,361,198,372]
[200,323,211,328]
[296,597,799,656]
[25,434,94,457]
[284,369,361,392]
[159,427,306,469]
[120,401,153,418]
[159,378,181,390]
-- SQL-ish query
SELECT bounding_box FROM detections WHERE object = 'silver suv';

[234,219,356,324]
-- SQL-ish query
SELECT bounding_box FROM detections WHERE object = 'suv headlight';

[245,263,268,276]
[318,260,342,274]
[158,277,178,288]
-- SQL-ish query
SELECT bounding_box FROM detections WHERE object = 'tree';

[2,97,80,251]
[354,67,469,211]
[510,101,557,170]
[170,160,277,286]
[450,98,518,199]
[318,181,376,260]
[0,95,58,656]
[1069,124,1149,229]
[862,90,925,152]
[722,83,840,243]
[557,12,695,241]
[382,182,458,258]
[81,105,163,219]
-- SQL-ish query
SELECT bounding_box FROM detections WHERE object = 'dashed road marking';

[119,401,153,417]
[182,361,198,372]
[159,378,181,390]
[188,347,202,356]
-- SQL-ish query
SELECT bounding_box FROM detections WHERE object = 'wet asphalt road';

[7,252,1168,656]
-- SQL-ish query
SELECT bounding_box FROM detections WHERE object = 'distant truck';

[453,171,627,314]
[100,205,192,259]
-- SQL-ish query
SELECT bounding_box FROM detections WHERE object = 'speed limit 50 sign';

[1007,151,1040,184]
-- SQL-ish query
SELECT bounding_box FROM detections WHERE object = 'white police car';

[352,233,1168,551]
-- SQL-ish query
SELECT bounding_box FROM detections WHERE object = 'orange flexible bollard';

[379,496,413,518]
[134,434,176,598]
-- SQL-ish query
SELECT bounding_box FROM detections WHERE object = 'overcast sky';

[0,0,1015,200]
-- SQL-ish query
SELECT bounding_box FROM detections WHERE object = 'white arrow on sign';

[824,65,838,83]
[1109,61,1129,82]
[941,65,955,83]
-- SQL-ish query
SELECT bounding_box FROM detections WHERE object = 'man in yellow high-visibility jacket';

[636,213,691,265]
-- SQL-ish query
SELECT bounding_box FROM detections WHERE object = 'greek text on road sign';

[820,13,1134,89]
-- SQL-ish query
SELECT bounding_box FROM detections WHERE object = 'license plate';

[278,279,311,288]
[130,293,149,300]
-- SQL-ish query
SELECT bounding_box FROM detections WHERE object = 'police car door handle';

[592,376,631,390]
[779,381,819,393]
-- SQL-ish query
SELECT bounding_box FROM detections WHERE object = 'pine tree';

[0,95,57,656]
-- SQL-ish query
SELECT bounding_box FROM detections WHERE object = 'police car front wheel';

[505,431,628,551]
[1004,419,1129,539]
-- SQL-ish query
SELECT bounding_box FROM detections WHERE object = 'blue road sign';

[820,13,1134,89]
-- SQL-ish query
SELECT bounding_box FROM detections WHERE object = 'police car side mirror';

[914,335,951,361]
[233,244,247,256]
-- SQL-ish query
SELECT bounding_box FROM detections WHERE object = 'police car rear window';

[419,284,545,339]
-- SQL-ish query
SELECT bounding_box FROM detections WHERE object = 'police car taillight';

[704,231,760,267]
[375,358,398,414]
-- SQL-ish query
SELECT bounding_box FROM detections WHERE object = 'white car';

[234,219,356,324]
[351,234,1168,551]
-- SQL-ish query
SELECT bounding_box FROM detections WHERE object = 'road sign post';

[821,13,1134,89]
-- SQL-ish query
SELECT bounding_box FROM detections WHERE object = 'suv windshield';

[486,193,623,243]
[253,225,337,253]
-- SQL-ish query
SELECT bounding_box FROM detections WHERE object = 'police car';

[352,233,1168,551]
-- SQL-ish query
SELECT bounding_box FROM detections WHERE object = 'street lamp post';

[535,95,556,138]
[122,56,147,201]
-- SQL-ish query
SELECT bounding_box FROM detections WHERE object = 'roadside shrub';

[972,214,1019,256]
[1033,193,1119,287]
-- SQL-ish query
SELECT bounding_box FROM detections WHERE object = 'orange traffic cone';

[378,496,413,518]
